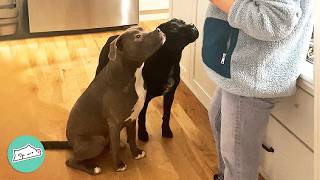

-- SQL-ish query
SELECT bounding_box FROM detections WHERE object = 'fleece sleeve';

[227,0,302,41]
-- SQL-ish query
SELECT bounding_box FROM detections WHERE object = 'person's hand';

[210,0,234,13]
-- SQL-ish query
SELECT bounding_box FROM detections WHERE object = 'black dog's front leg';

[162,89,177,138]
[126,120,146,159]
[108,122,127,171]
[138,94,153,142]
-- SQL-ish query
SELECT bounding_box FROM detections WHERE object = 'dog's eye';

[136,34,141,39]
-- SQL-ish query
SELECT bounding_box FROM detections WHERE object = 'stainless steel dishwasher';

[27,0,139,33]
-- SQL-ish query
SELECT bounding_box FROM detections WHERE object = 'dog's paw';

[116,162,127,172]
[162,127,173,138]
[138,129,149,142]
[66,159,102,175]
[93,166,102,175]
[134,150,146,160]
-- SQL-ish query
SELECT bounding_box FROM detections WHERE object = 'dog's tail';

[41,141,72,150]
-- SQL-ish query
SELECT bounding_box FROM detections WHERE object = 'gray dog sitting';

[63,26,165,174]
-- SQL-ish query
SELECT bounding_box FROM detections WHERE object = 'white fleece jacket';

[202,0,313,98]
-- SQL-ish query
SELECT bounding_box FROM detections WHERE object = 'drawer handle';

[262,144,275,153]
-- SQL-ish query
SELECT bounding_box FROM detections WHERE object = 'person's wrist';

[210,0,234,14]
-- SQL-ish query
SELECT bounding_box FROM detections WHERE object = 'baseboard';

[181,76,212,110]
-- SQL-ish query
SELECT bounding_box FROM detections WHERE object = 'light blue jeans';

[209,89,275,180]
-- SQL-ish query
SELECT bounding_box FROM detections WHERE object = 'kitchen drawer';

[260,116,313,180]
[271,87,314,150]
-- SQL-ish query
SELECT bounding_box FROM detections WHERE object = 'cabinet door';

[260,116,313,180]
[171,0,216,109]
[271,87,314,150]
[192,0,216,108]
[170,0,196,82]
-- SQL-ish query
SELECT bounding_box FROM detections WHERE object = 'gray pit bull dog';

[65,26,165,174]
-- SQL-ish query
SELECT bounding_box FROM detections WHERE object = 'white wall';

[139,0,169,21]
[139,0,169,11]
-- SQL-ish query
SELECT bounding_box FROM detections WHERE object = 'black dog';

[96,19,199,142]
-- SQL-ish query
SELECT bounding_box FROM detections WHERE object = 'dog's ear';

[108,37,123,61]
[116,37,124,51]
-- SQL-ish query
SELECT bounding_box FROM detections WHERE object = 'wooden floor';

[0,20,220,180]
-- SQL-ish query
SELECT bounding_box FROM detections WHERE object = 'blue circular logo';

[7,135,45,173]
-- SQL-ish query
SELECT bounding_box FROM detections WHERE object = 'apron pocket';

[202,17,239,78]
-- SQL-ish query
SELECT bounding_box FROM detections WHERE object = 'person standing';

[202,0,313,179]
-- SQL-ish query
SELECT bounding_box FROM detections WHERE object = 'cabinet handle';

[262,144,275,153]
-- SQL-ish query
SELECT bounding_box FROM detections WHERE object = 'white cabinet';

[271,87,314,150]
[260,86,314,180]
[260,116,313,180]
[170,0,195,82]
[170,1,314,180]
[170,0,216,108]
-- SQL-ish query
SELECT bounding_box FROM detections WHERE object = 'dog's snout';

[153,28,166,44]
[156,28,165,37]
